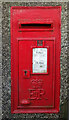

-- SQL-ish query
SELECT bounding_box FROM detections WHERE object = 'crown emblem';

[31,79,43,89]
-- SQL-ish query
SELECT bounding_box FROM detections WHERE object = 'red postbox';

[11,6,61,113]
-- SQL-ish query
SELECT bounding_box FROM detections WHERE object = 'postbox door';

[18,39,55,109]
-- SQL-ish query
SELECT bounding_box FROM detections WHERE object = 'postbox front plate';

[11,6,61,113]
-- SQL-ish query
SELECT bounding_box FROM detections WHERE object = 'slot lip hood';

[18,21,53,32]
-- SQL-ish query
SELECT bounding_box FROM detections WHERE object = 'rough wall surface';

[1,2,68,120]
[0,1,2,120]
[0,0,69,2]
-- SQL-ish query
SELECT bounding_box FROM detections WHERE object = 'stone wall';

[0,1,2,120]
[0,1,69,120]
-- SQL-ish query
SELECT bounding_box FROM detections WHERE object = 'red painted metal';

[11,6,61,113]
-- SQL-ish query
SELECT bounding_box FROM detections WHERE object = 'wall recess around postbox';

[18,23,53,32]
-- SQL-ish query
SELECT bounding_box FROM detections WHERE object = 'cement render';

[67,3,69,90]
[0,1,2,120]
[67,3,69,120]
[0,1,69,120]
[0,0,69,2]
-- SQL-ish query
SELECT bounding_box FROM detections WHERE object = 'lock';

[23,70,30,78]
[24,71,27,76]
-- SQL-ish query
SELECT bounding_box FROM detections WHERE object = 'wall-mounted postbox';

[11,6,61,113]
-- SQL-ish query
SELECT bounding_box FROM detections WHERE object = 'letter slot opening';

[18,23,53,31]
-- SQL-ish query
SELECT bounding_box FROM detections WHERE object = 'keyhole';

[25,71,27,76]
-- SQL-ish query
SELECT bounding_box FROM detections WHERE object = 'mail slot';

[11,6,61,113]
[18,23,53,31]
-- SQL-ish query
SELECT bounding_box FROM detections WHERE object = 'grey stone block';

[0,1,2,120]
